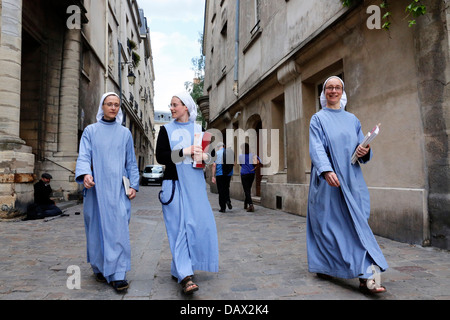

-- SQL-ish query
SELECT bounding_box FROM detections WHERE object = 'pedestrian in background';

[29,173,62,219]
[156,91,219,295]
[211,142,234,212]
[75,92,139,293]
[306,76,388,294]
[238,143,260,212]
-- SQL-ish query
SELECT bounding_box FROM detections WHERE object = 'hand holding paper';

[193,131,212,168]
[351,123,380,164]
[122,176,136,199]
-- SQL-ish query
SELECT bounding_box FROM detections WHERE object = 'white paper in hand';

[123,176,131,196]
[351,123,380,164]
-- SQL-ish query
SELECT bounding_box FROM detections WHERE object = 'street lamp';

[127,70,136,85]
[121,61,136,86]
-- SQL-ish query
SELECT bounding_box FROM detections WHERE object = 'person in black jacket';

[211,143,234,212]
[32,173,62,218]
[155,92,219,295]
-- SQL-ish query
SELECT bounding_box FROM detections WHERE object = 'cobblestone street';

[1,185,449,303]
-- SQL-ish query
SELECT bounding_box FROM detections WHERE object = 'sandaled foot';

[181,276,199,295]
[359,278,386,294]
[111,280,129,293]
[94,272,107,283]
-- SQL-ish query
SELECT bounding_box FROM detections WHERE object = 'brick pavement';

[0,185,449,302]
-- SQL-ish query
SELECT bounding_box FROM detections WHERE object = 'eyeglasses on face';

[325,86,343,92]
[104,102,121,108]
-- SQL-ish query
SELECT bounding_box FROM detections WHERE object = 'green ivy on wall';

[341,0,426,30]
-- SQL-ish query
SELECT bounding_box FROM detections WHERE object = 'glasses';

[104,102,120,108]
[325,86,343,92]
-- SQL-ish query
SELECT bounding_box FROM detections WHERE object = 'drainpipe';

[118,40,123,103]
[104,0,109,90]
[233,0,240,97]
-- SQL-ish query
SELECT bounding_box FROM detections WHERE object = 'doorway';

[20,29,43,158]
[245,114,262,197]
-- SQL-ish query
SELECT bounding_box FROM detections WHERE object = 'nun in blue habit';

[75,92,139,293]
[307,76,388,294]
[156,91,219,295]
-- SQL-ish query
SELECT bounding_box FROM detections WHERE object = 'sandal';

[111,280,129,293]
[94,272,107,283]
[359,278,386,294]
[180,276,199,295]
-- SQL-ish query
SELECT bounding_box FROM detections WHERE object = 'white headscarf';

[174,91,198,122]
[96,92,123,124]
[319,76,347,109]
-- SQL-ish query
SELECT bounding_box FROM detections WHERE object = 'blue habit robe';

[75,119,139,282]
[307,107,388,279]
[159,120,219,282]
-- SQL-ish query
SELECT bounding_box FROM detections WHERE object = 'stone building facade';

[0,0,155,215]
[202,0,450,249]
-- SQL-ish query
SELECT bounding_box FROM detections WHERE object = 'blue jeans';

[38,204,62,217]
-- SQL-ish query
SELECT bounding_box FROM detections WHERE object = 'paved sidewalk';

[0,185,449,301]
